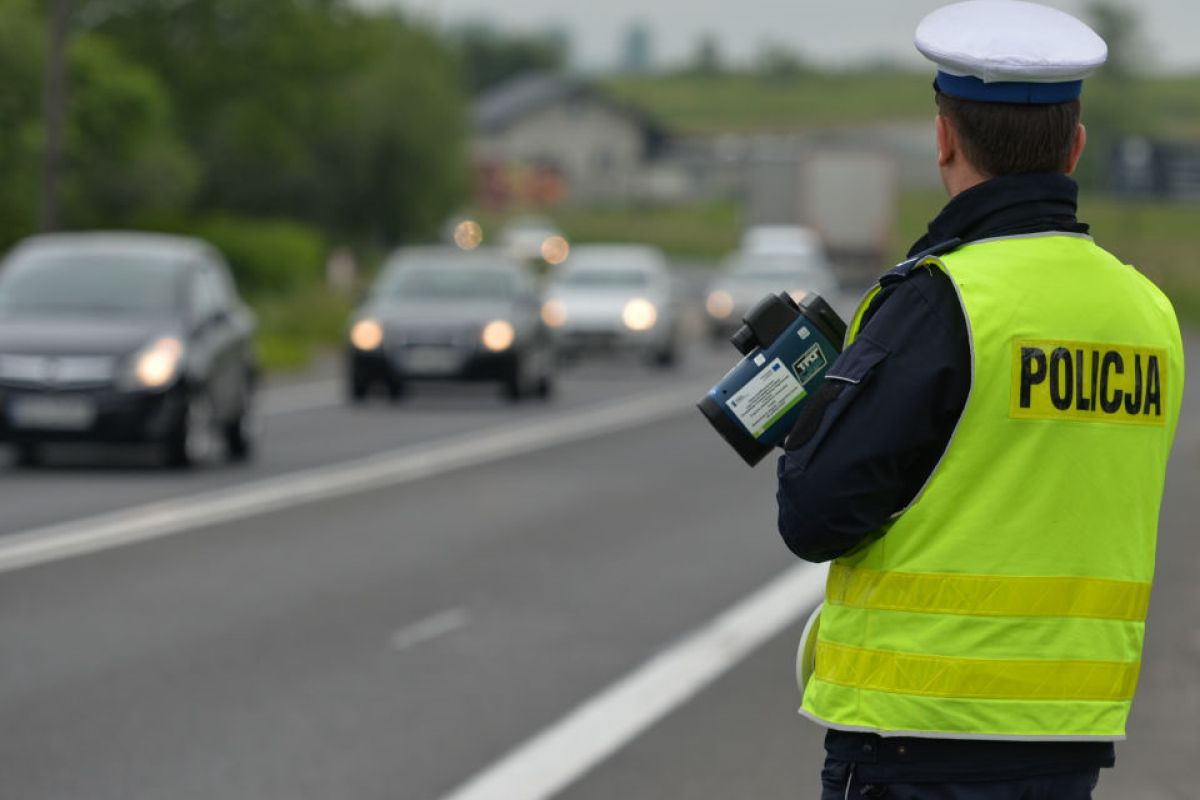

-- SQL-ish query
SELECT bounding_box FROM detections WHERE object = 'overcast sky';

[356,0,1200,73]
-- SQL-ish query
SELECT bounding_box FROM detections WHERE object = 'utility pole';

[39,0,72,232]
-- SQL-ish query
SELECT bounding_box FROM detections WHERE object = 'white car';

[541,245,679,367]
[705,249,839,341]
[740,225,823,256]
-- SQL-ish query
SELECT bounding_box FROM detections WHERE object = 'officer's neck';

[942,164,989,199]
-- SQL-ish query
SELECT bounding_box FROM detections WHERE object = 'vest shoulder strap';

[848,238,964,342]
[879,238,963,288]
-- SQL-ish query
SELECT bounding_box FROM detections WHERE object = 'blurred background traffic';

[0,1,1197,798]
[1,0,1198,465]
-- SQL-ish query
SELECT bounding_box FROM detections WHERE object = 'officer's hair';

[935,92,1082,176]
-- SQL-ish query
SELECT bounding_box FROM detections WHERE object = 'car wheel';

[653,342,678,369]
[224,403,257,462]
[386,379,408,403]
[13,443,40,468]
[532,347,555,400]
[349,374,370,403]
[166,392,219,468]
[503,358,526,402]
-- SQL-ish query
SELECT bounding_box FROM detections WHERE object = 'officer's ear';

[935,114,955,167]
[1065,123,1087,175]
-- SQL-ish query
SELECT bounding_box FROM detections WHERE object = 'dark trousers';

[820,760,1101,799]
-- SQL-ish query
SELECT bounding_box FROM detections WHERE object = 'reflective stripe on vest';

[816,642,1140,702]
[801,234,1185,741]
[826,564,1152,621]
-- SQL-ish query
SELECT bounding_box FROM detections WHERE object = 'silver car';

[541,245,679,368]
[704,250,839,341]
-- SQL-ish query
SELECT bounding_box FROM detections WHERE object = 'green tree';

[93,0,357,217]
[450,23,568,94]
[0,1,197,244]
[757,42,810,83]
[95,0,469,244]
[0,0,45,246]
[63,34,198,228]
[620,22,653,75]
[1086,2,1142,79]
[689,34,723,77]
[1074,4,1152,189]
[316,15,469,243]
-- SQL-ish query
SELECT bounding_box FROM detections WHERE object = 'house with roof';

[473,73,669,208]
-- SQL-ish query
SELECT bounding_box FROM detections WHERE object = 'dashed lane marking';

[391,609,471,653]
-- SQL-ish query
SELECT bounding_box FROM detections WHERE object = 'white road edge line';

[438,562,828,800]
[0,384,706,576]
[391,609,471,653]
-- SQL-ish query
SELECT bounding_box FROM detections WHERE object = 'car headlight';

[622,298,658,332]
[706,290,735,319]
[541,235,570,266]
[541,299,567,328]
[351,318,385,351]
[133,337,185,389]
[481,319,515,352]
[453,219,483,251]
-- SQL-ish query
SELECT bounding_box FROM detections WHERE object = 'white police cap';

[915,0,1108,104]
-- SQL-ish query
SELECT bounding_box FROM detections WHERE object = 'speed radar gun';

[698,292,846,467]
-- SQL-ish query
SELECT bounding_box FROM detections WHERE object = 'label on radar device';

[726,358,808,438]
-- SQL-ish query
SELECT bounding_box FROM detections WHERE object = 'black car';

[347,247,554,401]
[0,232,258,467]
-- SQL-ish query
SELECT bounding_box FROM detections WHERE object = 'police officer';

[776,2,1185,798]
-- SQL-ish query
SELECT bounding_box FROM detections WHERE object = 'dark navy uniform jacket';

[777,173,1115,781]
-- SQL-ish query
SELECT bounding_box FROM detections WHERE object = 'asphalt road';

[1,328,1196,799]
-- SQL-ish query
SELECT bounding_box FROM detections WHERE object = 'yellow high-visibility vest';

[801,233,1185,740]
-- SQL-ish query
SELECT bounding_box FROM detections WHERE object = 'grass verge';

[605,71,934,133]
[603,71,1200,137]
[475,201,744,263]
[252,285,354,373]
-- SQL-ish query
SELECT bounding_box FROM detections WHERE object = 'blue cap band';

[936,71,1083,104]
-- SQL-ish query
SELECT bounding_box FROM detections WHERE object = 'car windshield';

[728,256,828,285]
[0,250,183,316]
[560,268,649,289]
[383,267,516,301]
[735,268,809,283]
